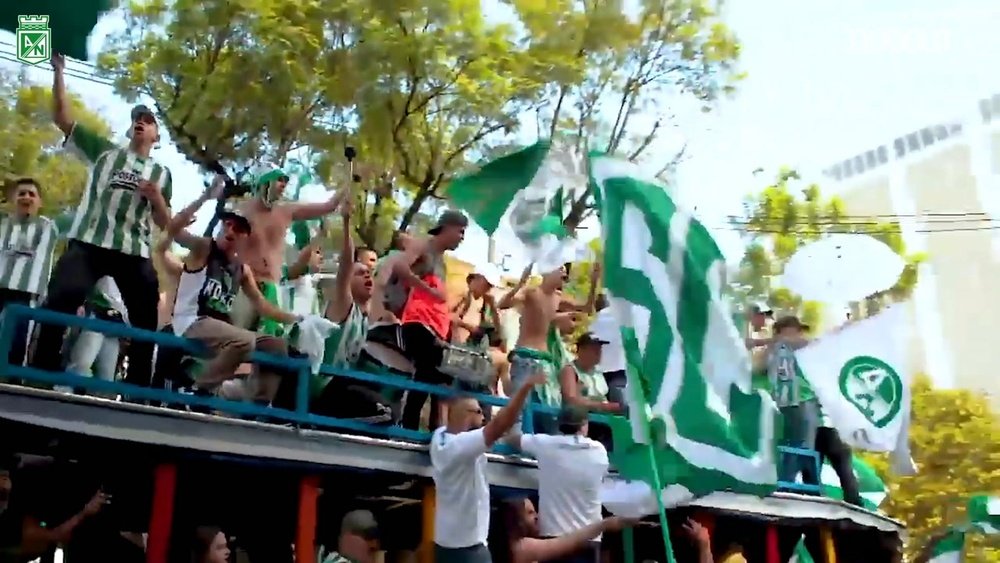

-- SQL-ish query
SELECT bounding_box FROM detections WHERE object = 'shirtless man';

[231,165,347,336]
[500,262,599,433]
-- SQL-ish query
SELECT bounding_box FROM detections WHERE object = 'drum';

[438,345,494,385]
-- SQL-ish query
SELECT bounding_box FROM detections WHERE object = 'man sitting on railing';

[163,181,300,406]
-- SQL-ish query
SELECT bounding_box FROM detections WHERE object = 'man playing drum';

[372,210,468,430]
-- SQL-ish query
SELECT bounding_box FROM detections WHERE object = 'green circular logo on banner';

[838,355,903,428]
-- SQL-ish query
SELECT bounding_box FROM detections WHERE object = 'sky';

[2,0,1000,274]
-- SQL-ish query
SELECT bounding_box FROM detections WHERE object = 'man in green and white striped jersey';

[0,178,68,367]
[32,52,173,389]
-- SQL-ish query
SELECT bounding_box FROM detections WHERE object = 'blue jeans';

[509,353,556,434]
[778,398,821,484]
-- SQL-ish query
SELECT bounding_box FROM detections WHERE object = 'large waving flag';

[446,142,584,272]
[795,305,916,474]
[591,154,778,512]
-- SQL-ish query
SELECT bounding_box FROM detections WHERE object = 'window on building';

[853,155,865,174]
[894,138,906,158]
[829,166,843,181]
[920,127,935,146]
[843,159,854,177]
[877,145,888,163]
[981,99,993,124]
[934,125,948,141]
[865,150,877,168]
[906,133,920,151]
[950,123,963,135]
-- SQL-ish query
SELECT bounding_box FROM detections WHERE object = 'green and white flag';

[446,141,584,272]
[795,305,915,473]
[592,155,778,515]
[967,495,1000,532]
[927,530,966,563]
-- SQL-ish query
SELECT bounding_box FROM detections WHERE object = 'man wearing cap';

[160,179,299,404]
[318,510,380,563]
[559,333,621,416]
[380,210,469,430]
[453,262,508,396]
[33,53,173,388]
[765,315,822,487]
[453,262,504,347]
[228,163,349,338]
[508,404,610,563]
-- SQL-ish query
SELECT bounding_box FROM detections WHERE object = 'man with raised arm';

[32,53,172,389]
[374,210,468,430]
[499,262,599,432]
[431,369,545,563]
[232,166,348,338]
[163,179,299,405]
[310,199,390,421]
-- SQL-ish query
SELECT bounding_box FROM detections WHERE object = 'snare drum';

[439,345,494,385]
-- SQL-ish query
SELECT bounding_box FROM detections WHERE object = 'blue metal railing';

[0,304,825,496]
[0,305,612,448]
[777,445,822,494]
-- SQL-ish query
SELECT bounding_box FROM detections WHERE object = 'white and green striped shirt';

[63,124,173,258]
[317,549,353,563]
[0,213,61,296]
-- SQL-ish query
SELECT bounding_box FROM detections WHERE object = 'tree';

[863,377,1000,562]
[96,0,741,252]
[517,0,742,226]
[730,168,924,328]
[0,71,113,216]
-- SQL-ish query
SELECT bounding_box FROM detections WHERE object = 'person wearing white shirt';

[508,405,609,563]
[430,370,545,562]
[66,276,128,382]
[588,295,626,406]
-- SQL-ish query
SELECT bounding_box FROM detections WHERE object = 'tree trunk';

[398,182,435,232]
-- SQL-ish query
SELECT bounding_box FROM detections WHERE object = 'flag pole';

[645,445,678,563]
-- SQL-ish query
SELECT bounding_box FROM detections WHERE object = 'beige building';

[823,93,1000,400]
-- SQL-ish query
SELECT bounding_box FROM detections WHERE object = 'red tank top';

[401,273,450,340]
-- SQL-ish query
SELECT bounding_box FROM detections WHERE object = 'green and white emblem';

[838,355,903,428]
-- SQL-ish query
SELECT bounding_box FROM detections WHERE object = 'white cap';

[473,262,503,287]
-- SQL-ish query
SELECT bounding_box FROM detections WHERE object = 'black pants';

[0,288,34,369]
[398,322,450,430]
[815,426,862,506]
[32,241,159,388]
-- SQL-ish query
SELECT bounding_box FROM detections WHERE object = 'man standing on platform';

[33,53,171,388]
[232,165,347,338]
[431,370,545,563]
[0,178,63,368]
[508,405,609,563]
